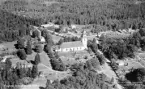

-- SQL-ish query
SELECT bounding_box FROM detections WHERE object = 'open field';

[0,41,17,54]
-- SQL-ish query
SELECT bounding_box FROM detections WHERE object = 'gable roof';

[60,41,83,48]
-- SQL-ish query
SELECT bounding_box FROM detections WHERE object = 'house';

[55,31,88,52]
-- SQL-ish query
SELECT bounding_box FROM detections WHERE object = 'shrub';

[17,49,27,60]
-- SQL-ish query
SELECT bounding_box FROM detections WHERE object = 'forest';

[0,0,145,41]
[1,0,145,27]
[0,9,43,42]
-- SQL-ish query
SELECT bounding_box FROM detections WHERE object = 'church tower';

[81,30,88,49]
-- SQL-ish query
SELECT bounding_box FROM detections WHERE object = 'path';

[102,63,123,89]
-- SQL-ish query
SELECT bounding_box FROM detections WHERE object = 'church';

[55,31,88,52]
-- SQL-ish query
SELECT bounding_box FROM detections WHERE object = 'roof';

[60,41,83,48]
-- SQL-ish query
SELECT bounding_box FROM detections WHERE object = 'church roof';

[60,41,83,48]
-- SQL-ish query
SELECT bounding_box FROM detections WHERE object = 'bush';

[17,49,27,60]
[34,44,43,53]
[34,53,41,65]
[126,68,145,82]
[16,38,25,49]
[50,58,66,71]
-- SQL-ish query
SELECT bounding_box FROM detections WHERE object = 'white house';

[55,31,88,52]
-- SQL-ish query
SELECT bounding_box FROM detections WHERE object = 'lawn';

[59,50,92,65]
[51,35,62,44]
[27,51,51,68]
[116,60,144,76]
[0,41,17,54]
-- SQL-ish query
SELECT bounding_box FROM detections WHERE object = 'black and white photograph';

[0,0,145,89]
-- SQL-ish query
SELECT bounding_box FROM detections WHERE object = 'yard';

[116,59,144,77]
[0,41,17,54]
[27,51,51,68]
[59,50,93,65]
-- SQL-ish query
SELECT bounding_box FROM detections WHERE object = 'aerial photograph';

[0,0,145,89]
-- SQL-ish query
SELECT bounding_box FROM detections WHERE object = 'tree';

[126,68,145,82]
[34,44,43,53]
[16,37,25,49]
[34,53,41,65]
[31,65,38,78]
[25,40,32,55]
[17,49,27,60]
[50,59,66,71]
[5,58,12,70]
[17,67,26,79]
[26,68,32,77]
[44,44,52,53]
[32,30,40,38]
[97,54,106,65]
[45,33,54,46]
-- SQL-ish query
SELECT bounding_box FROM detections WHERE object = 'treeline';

[2,0,145,32]
[0,9,43,42]
[45,0,145,30]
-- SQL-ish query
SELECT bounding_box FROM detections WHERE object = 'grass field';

[51,35,62,44]
[0,41,17,54]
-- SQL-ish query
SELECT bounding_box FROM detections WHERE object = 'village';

[0,21,145,89]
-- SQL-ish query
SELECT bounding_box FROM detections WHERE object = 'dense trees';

[0,65,36,89]
[2,0,145,33]
[126,68,145,82]
[16,37,25,49]
[50,58,66,71]
[0,9,43,42]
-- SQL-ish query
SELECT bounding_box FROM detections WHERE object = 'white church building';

[55,31,88,52]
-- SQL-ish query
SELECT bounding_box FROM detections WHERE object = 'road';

[102,63,123,89]
[97,49,123,89]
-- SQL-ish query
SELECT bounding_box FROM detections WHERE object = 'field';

[27,51,51,68]
[0,41,17,54]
